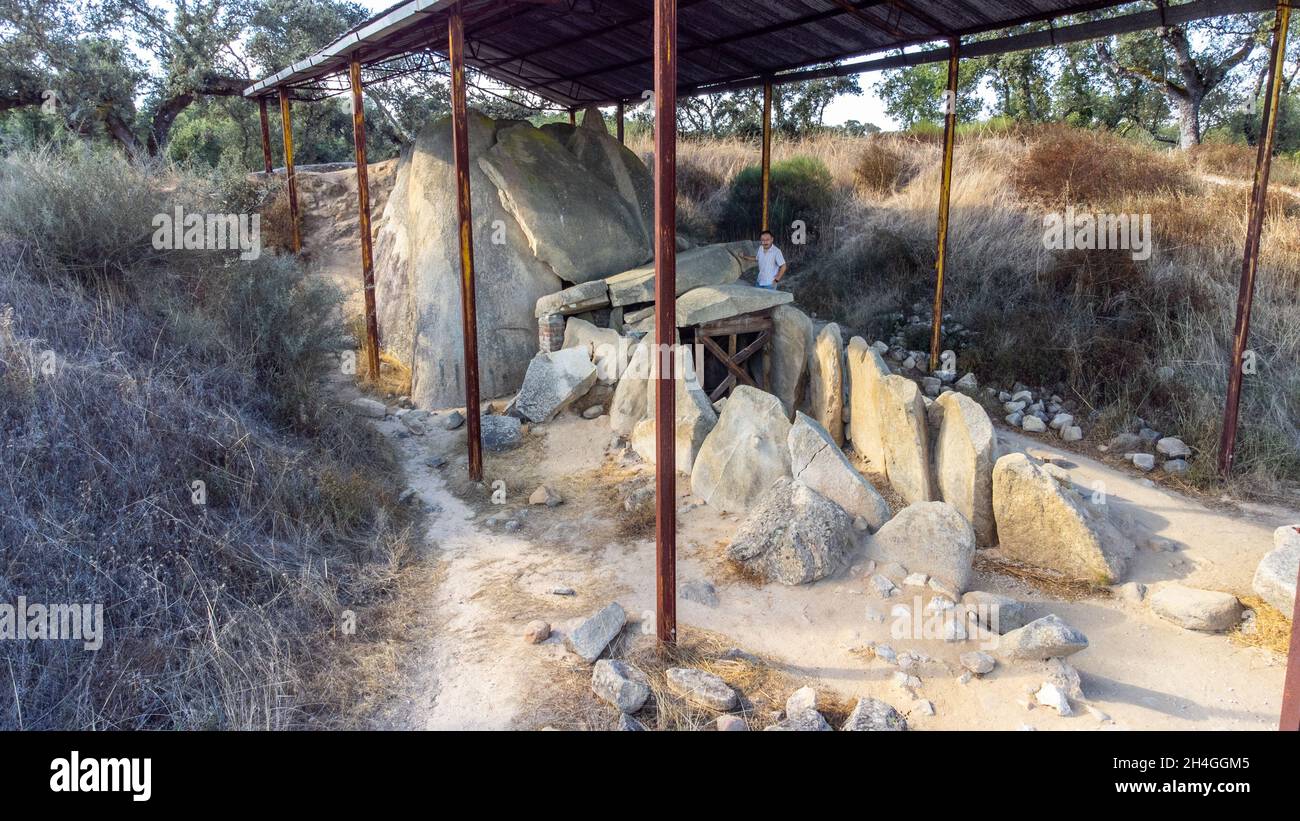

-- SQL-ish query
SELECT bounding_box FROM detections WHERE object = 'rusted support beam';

[449,1,484,483]
[1220,0,1291,478]
[654,0,678,647]
[569,108,576,125]
[1283,545,1300,730]
[349,56,382,383]
[257,96,274,175]
[616,101,625,144]
[929,37,959,373]
[761,80,773,233]
[277,88,302,254]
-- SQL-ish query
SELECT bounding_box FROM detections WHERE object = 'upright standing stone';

[770,305,814,418]
[809,323,845,446]
[878,375,933,504]
[845,336,889,471]
[934,391,997,546]
[690,385,793,513]
[788,412,891,531]
[1252,525,1300,615]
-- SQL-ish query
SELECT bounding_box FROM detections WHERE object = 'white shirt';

[756,245,786,286]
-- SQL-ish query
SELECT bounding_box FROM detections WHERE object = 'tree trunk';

[1171,92,1202,149]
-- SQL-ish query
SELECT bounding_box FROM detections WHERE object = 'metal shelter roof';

[244,0,1276,106]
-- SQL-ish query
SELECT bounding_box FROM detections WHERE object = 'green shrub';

[717,155,834,244]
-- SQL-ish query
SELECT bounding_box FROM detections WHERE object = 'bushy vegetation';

[716,156,835,251]
[0,145,415,729]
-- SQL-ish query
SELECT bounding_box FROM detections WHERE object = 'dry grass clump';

[1229,596,1293,655]
[0,146,416,729]
[516,626,826,731]
[974,553,1113,600]
[852,137,915,195]
[1011,124,1197,206]
[1190,141,1300,188]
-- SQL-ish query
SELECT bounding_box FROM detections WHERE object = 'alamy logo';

[0,596,103,650]
[151,206,261,260]
[50,751,151,802]
[1042,207,1152,261]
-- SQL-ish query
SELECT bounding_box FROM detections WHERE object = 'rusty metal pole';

[929,37,959,372]
[1283,546,1300,729]
[617,101,625,144]
[278,88,302,254]
[654,0,678,647]
[569,108,576,126]
[449,1,483,482]
[761,80,773,232]
[1219,0,1291,478]
[349,55,382,382]
[257,96,274,175]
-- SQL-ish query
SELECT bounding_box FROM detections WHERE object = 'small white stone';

[904,572,929,587]
[1035,682,1073,715]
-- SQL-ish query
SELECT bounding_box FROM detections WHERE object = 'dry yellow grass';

[1230,596,1294,655]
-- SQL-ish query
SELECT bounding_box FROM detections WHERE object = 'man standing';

[744,229,787,289]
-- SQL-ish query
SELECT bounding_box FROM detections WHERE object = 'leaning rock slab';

[630,374,718,474]
[992,453,1133,583]
[1149,584,1241,632]
[934,391,997,546]
[566,602,627,663]
[604,243,743,307]
[665,667,737,710]
[997,614,1088,660]
[841,697,907,731]
[808,323,845,446]
[789,412,891,531]
[690,385,792,513]
[591,659,652,713]
[674,282,792,327]
[535,279,610,318]
[770,304,814,417]
[845,337,889,471]
[513,346,598,423]
[866,501,975,593]
[563,317,631,385]
[609,339,653,435]
[726,478,855,585]
[1253,525,1300,615]
[878,375,934,504]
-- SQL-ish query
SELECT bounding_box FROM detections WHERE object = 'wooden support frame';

[349,55,383,382]
[695,310,775,401]
[449,0,484,482]
[257,96,274,175]
[929,36,959,372]
[278,88,302,254]
[654,0,678,647]
[761,81,773,232]
[1219,0,1291,479]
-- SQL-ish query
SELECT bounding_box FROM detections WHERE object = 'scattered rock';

[591,659,652,713]
[481,415,523,452]
[961,591,1027,634]
[566,602,627,663]
[1131,453,1156,471]
[716,714,748,732]
[1163,458,1189,474]
[529,485,563,507]
[582,404,605,419]
[904,572,929,587]
[617,713,647,731]
[1023,415,1047,433]
[913,699,935,716]
[350,397,388,419]
[960,651,996,675]
[997,614,1089,660]
[841,697,907,731]
[1035,682,1073,716]
[1086,705,1112,722]
[680,579,719,608]
[785,686,819,716]
[726,478,856,585]
[513,346,598,423]
[1061,426,1083,442]
[1156,436,1191,458]
[767,709,833,731]
[866,501,975,593]
[524,620,551,644]
[869,574,899,598]
[1148,584,1242,632]
[665,667,737,710]
[549,586,576,596]
[443,410,465,430]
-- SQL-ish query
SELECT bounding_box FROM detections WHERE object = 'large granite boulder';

[478,124,649,283]
[675,283,792,327]
[1253,525,1299,615]
[725,478,856,585]
[631,372,718,475]
[808,323,845,446]
[878,375,933,504]
[992,453,1133,584]
[789,412,891,531]
[562,317,631,386]
[609,339,653,435]
[690,385,792,513]
[845,336,888,471]
[933,392,997,546]
[866,501,975,593]
[605,244,743,307]
[770,305,814,417]
[513,346,597,422]
[373,111,561,407]
[561,124,655,254]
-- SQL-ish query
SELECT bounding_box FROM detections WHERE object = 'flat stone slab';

[565,602,626,663]
[605,243,743,307]
[535,280,611,318]
[674,283,792,327]
[591,659,651,712]
[665,667,737,710]
[1149,584,1241,632]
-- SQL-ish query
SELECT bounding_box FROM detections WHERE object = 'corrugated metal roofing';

[244,0,1275,106]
